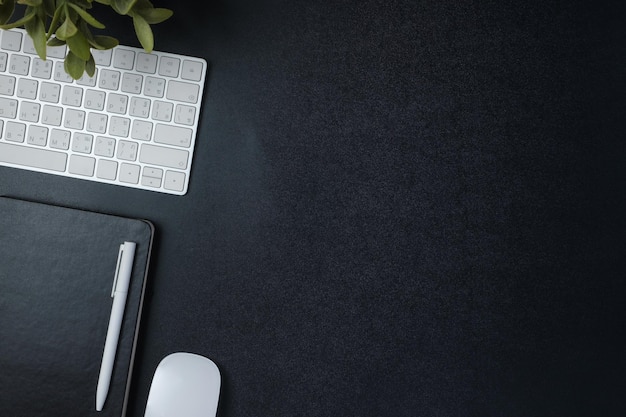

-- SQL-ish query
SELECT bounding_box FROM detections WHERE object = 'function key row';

[0,30,203,81]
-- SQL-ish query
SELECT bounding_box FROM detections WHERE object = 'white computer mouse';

[144,352,221,417]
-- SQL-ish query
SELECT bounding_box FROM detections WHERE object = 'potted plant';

[0,0,173,79]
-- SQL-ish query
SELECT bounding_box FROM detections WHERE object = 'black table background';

[1,0,625,415]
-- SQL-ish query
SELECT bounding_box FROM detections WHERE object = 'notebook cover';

[0,196,154,417]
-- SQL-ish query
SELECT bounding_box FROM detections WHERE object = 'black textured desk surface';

[1,0,625,415]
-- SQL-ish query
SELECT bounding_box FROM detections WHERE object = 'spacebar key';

[0,143,67,172]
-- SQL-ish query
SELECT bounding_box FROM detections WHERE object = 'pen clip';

[112,244,124,297]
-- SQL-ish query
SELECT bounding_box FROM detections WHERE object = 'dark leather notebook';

[0,196,154,417]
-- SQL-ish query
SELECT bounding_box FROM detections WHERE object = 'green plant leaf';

[0,0,15,24]
[94,0,112,6]
[79,16,119,50]
[55,15,78,40]
[46,3,63,37]
[34,1,46,20]
[24,15,46,59]
[136,7,171,24]
[90,34,118,49]
[68,2,105,28]
[66,30,90,61]
[17,0,42,7]
[111,0,138,15]
[0,6,35,29]
[85,53,95,77]
[132,13,152,52]
[64,50,85,79]
[130,0,153,14]
[71,0,94,9]
[47,36,65,46]
[42,0,55,17]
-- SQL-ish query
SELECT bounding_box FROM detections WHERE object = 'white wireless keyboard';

[0,28,207,195]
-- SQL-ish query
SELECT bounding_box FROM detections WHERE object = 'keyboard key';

[0,97,19,118]
[26,125,48,146]
[96,159,118,180]
[54,61,74,83]
[95,136,116,157]
[181,60,203,81]
[1,30,22,51]
[119,162,140,183]
[164,170,186,192]
[64,108,85,129]
[99,69,121,90]
[18,101,40,122]
[152,101,173,121]
[39,82,61,103]
[106,93,128,114]
[31,58,53,79]
[4,121,25,142]
[139,144,188,169]
[47,45,67,59]
[174,104,196,126]
[113,49,135,70]
[84,89,105,110]
[154,123,192,148]
[136,52,157,73]
[131,120,153,141]
[68,154,95,176]
[129,97,150,118]
[92,49,112,66]
[159,56,180,77]
[72,133,93,153]
[121,73,143,94]
[17,78,38,99]
[141,166,163,187]
[49,128,71,150]
[0,74,16,95]
[77,70,97,87]
[0,142,67,171]
[144,76,165,97]
[86,113,108,134]
[9,54,29,75]
[166,80,200,103]
[62,85,83,106]
[41,105,63,126]
[109,116,130,137]
[117,140,138,161]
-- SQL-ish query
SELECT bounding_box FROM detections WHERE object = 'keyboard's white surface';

[0,28,207,195]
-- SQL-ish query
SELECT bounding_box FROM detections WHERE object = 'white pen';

[96,241,136,411]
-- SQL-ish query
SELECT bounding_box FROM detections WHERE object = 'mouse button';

[144,352,220,417]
